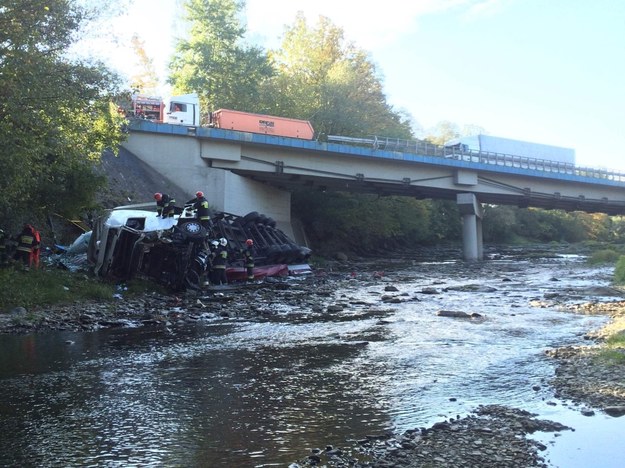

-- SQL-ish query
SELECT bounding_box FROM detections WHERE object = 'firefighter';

[210,237,228,285]
[186,190,212,231]
[154,192,176,218]
[14,224,41,270]
[243,239,255,282]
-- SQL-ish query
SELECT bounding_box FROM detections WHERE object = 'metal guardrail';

[326,134,625,183]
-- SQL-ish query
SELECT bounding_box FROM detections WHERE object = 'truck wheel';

[243,211,259,223]
[179,221,206,240]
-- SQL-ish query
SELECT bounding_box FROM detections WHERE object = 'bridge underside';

[227,167,624,215]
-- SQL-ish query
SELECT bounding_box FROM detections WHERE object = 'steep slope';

[96,147,193,208]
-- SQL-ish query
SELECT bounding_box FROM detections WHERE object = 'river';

[0,248,623,466]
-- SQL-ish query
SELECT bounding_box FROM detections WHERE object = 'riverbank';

[2,261,625,467]
[293,294,625,468]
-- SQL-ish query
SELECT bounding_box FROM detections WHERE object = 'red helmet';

[154,192,162,201]
[246,239,254,246]
[196,191,204,198]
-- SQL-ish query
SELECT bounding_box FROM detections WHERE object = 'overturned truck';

[88,206,311,291]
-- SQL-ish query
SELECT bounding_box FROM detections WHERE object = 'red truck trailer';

[210,109,314,139]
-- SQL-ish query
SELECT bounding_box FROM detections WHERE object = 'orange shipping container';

[211,109,314,140]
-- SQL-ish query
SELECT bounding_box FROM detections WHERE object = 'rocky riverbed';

[2,264,625,467]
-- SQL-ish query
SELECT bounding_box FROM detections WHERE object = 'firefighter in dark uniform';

[186,191,212,231]
[14,224,41,270]
[154,192,176,218]
[243,239,255,282]
[210,237,228,285]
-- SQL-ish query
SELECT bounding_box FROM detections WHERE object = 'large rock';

[604,406,625,417]
[437,310,483,319]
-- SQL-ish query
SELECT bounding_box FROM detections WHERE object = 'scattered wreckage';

[60,204,311,291]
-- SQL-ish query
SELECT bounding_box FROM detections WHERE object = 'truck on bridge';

[136,93,315,139]
[444,134,576,165]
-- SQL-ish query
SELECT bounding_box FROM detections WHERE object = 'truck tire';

[243,211,259,223]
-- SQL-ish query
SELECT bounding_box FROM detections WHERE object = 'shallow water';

[0,252,622,466]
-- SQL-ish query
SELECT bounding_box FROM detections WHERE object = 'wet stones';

[295,405,568,467]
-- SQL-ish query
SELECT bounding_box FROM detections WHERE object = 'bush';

[614,256,625,285]
[587,249,621,265]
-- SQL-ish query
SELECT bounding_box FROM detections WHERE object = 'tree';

[425,121,486,145]
[129,34,160,95]
[168,0,274,118]
[0,0,127,225]
[425,200,461,242]
[292,191,431,253]
[482,205,517,242]
[265,14,413,139]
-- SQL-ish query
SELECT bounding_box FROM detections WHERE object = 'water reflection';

[0,253,618,466]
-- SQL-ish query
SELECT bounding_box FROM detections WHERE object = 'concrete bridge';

[122,120,625,261]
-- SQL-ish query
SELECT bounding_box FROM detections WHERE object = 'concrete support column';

[476,214,483,260]
[456,193,484,261]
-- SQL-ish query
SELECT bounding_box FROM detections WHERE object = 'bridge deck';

[126,121,625,215]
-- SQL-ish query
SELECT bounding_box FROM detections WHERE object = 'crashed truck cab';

[88,206,210,290]
[87,205,311,291]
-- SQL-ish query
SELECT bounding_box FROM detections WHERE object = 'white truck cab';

[164,93,200,126]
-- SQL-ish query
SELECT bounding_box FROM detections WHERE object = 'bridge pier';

[457,193,483,261]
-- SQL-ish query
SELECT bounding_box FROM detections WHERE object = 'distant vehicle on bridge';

[444,134,576,166]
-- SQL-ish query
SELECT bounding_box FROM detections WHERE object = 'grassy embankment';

[583,248,625,365]
[0,267,157,313]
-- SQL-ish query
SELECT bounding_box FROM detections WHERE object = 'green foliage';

[169,0,274,116]
[265,14,413,139]
[481,206,623,245]
[0,267,168,312]
[595,331,625,364]
[614,256,625,285]
[606,332,625,347]
[425,200,461,242]
[587,249,620,265]
[483,205,516,242]
[292,191,446,253]
[0,268,116,311]
[0,0,127,227]
[595,349,625,365]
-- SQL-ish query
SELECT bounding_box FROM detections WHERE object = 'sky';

[93,0,625,171]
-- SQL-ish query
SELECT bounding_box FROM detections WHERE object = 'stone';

[581,408,595,417]
[10,307,27,316]
[604,406,625,417]
[437,310,471,318]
